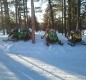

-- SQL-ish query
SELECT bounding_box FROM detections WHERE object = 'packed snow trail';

[0,50,20,80]
[7,54,86,80]
[0,51,48,80]
[0,31,86,80]
[0,32,47,80]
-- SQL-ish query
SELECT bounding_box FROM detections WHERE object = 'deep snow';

[0,31,86,80]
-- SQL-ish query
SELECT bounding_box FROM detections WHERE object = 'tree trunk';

[3,0,10,34]
[23,0,27,29]
[0,1,5,35]
[48,0,54,29]
[15,0,18,29]
[64,0,67,36]
[76,0,81,31]
[68,0,71,35]
[62,0,64,35]
[31,0,35,43]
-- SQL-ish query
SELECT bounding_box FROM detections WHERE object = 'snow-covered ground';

[0,31,86,80]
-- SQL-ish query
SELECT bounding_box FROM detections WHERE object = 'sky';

[9,0,47,22]
[27,0,48,22]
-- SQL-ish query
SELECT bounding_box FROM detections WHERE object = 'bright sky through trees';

[8,0,47,22]
[27,0,47,22]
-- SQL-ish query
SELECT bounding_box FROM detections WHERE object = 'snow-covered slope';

[0,31,86,80]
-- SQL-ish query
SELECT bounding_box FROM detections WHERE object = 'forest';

[0,0,86,43]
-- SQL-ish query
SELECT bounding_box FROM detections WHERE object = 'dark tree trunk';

[31,0,35,43]
[62,0,64,35]
[3,0,10,34]
[15,0,18,29]
[48,0,54,29]
[68,0,71,35]
[64,0,67,36]
[76,0,81,31]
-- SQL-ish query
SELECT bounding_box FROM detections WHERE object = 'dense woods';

[0,0,86,42]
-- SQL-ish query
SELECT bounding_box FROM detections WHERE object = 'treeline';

[42,0,86,36]
[0,0,86,39]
